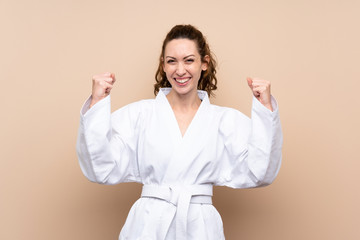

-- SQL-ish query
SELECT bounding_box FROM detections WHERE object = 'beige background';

[1,0,359,239]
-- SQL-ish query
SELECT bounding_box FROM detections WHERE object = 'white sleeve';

[76,95,141,185]
[216,96,283,188]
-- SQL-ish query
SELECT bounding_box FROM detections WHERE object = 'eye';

[167,59,175,64]
[185,59,194,63]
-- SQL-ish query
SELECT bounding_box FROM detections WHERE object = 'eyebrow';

[165,54,196,59]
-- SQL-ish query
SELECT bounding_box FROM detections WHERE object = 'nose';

[176,62,186,76]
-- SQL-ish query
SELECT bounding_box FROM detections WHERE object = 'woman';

[76,24,282,240]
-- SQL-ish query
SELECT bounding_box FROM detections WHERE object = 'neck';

[166,89,201,111]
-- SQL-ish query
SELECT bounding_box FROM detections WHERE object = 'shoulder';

[126,99,155,111]
[114,99,154,112]
[209,103,249,122]
[111,99,155,121]
[208,103,250,136]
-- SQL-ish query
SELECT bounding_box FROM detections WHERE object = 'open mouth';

[174,77,191,84]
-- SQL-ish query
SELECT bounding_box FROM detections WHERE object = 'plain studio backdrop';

[1,0,359,239]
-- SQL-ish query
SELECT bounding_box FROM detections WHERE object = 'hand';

[90,72,116,108]
[247,77,273,111]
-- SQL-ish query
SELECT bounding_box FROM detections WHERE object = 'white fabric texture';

[76,88,283,240]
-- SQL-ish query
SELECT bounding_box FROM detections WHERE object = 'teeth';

[175,78,190,83]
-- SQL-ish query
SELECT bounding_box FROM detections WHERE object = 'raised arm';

[76,73,140,185]
[217,78,283,188]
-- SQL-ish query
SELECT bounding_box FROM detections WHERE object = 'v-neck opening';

[158,88,208,140]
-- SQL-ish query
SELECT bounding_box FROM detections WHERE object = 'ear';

[202,55,210,71]
[161,57,165,72]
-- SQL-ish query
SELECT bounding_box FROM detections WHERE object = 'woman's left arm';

[216,78,283,188]
[245,77,283,186]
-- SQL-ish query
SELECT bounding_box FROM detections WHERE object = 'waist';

[141,184,213,205]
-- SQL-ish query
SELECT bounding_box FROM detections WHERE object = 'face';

[163,38,208,97]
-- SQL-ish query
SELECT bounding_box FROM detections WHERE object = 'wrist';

[264,103,273,112]
[259,98,273,112]
[89,96,100,108]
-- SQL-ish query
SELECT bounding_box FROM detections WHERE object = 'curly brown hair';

[154,24,217,97]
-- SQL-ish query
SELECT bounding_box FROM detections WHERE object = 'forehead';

[164,38,199,57]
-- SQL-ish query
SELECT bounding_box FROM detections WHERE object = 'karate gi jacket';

[76,88,283,240]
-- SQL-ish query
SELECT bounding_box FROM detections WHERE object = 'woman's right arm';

[76,73,140,184]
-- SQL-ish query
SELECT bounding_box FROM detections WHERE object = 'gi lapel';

[159,89,214,183]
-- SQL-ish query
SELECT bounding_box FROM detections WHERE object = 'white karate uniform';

[76,88,283,240]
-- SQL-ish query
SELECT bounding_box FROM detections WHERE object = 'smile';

[174,77,191,84]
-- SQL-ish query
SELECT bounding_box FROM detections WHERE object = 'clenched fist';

[247,77,273,111]
[90,72,116,108]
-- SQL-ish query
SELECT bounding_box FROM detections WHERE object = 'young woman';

[76,24,282,240]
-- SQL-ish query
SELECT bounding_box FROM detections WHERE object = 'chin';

[171,85,197,96]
